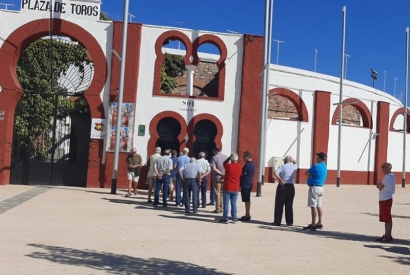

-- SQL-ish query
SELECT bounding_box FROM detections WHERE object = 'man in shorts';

[239,151,255,221]
[125,148,142,197]
[146,147,161,203]
[376,162,396,242]
[303,152,327,230]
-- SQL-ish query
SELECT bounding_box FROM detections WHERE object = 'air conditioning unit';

[269,156,285,178]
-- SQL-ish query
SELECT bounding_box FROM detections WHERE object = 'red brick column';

[237,35,263,190]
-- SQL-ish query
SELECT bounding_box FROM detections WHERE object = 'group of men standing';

[126,147,396,242]
[136,147,255,221]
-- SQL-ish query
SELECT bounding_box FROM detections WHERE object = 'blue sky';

[4,0,410,104]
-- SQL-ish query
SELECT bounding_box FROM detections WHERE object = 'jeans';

[154,174,170,206]
[223,191,238,221]
[184,178,199,213]
[200,176,208,207]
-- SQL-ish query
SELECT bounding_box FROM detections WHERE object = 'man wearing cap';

[272,156,298,226]
[303,152,328,230]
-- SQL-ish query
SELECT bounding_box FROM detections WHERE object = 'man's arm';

[202,162,211,177]
[376,182,385,190]
[273,169,284,185]
[223,156,231,165]
[196,171,202,184]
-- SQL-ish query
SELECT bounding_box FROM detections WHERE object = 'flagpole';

[111,0,130,194]
[402,27,409,188]
[257,0,274,197]
[336,6,346,188]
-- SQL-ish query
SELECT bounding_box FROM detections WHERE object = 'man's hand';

[376,182,384,190]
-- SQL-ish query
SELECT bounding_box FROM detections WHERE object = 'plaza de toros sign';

[21,0,101,21]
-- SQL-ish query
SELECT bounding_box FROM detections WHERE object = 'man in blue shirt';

[176,148,190,207]
[303,152,328,230]
[179,158,202,214]
[238,151,255,221]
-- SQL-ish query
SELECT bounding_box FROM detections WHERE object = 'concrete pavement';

[0,183,409,274]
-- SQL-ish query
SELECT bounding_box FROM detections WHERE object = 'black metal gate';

[192,120,217,161]
[155,117,181,154]
[10,36,93,186]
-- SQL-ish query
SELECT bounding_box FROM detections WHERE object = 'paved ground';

[0,182,409,275]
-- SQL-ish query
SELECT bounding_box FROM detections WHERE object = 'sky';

[4,0,410,105]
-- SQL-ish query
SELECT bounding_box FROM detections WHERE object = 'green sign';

[138,125,145,136]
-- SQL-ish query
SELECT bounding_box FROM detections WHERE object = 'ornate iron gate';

[155,117,181,153]
[10,36,93,186]
[193,120,217,161]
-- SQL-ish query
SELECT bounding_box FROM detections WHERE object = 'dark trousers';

[154,175,170,207]
[184,178,199,213]
[200,176,208,207]
[274,184,295,225]
[176,173,184,205]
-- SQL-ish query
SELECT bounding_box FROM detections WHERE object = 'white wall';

[134,25,244,162]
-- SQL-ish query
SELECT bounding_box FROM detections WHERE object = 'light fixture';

[246,35,254,43]
[0,84,2,93]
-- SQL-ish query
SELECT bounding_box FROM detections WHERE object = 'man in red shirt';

[219,153,242,224]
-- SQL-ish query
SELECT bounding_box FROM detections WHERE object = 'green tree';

[99,11,111,21]
[160,53,185,93]
[15,38,90,160]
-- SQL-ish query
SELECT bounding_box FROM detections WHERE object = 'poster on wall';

[106,102,135,153]
[90,118,107,139]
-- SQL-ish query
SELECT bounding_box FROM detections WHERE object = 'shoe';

[232,220,237,224]
[376,235,393,242]
[125,193,131,197]
[287,223,293,226]
[148,199,153,203]
[133,190,137,195]
[212,210,221,213]
[194,210,199,214]
[239,216,251,221]
[201,205,207,208]
[270,222,281,226]
[207,202,216,205]
[315,223,323,229]
[153,204,158,207]
[303,224,317,230]
[219,219,229,224]
[180,203,183,207]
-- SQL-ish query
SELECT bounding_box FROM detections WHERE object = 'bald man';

[125,148,142,197]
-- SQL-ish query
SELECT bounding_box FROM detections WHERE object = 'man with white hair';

[179,157,202,214]
[154,149,173,207]
[272,156,298,226]
[176,147,190,207]
[219,153,242,224]
[197,152,211,208]
[146,147,161,203]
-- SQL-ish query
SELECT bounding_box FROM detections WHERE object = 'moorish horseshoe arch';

[389,107,410,133]
[0,18,108,185]
[153,31,227,100]
[331,98,373,128]
[269,88,309,122]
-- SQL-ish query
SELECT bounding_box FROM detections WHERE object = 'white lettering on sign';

[21,0,101,21]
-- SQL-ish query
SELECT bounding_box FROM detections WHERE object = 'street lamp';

[371,69,378,88]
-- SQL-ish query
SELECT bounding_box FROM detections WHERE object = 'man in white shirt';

[154,149,173,207]
[376,162,396,242]
[196,152,211,208]
[272,156,297,226]
[146,147,161,203]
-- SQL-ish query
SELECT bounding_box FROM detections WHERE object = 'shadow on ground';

[364,244,410,265]
[361,212,410,220]
[26,244,232,275]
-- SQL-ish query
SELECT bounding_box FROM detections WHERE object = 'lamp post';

[111,0,130,194]
[273,39,284,65]
[371,69,378,88]
[402,27,409,188]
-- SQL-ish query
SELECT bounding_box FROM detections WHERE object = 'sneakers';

[232,220,237,224]
[219,219,229,224]
[303,224,317,230]
[207,202,216,206]
[377,235,393,242]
